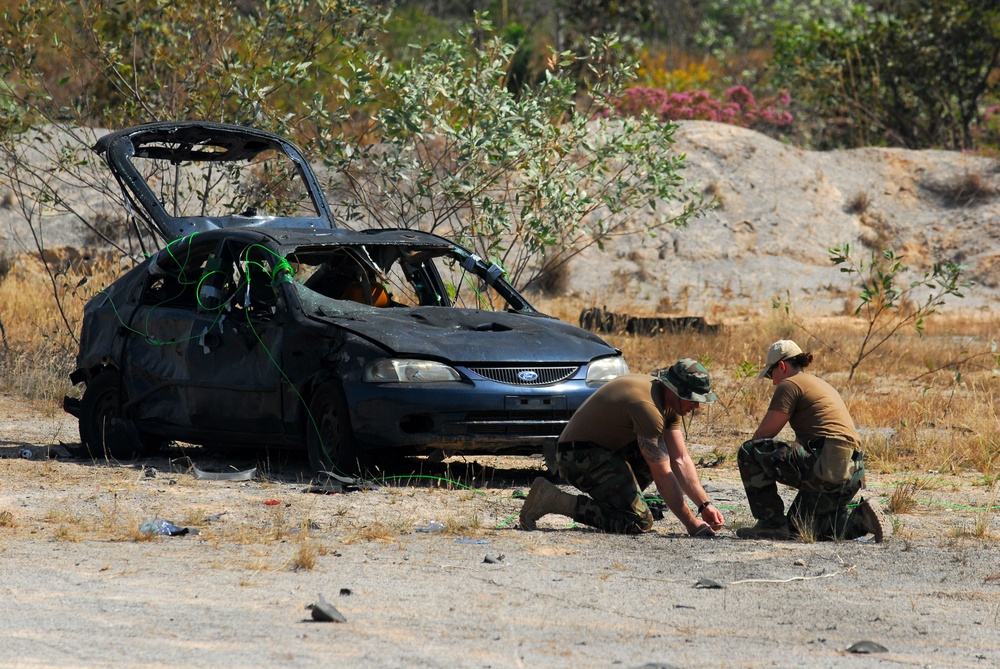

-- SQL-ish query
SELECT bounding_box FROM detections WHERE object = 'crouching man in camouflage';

[520,359,724,536]
[736,340,887,542]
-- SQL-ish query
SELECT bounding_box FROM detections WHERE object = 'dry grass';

[538,295,1000,475]
[845,189,871,215]
[290,538,319,571]
[1,250,999,477]
[923,171,998,207]
[888,480,921,514]
[0,250,131,401]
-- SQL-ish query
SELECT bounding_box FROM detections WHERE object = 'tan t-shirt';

[769,373,860,445]
[559,374,681,450]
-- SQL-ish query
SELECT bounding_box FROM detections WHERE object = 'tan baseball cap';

[758,340,803,379]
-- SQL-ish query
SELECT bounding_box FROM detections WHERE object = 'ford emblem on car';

[517,370,539,382]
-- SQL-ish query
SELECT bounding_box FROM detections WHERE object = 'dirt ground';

[1,394,999,669]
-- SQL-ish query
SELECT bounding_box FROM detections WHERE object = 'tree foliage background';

[0,0,998,289]
[0,0,700,291]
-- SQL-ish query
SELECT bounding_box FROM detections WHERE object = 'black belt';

[558,440,601,451]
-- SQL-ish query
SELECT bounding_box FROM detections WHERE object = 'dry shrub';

[0,247,13,283]
[0,250,127,400]
[341,521,398,544]
[923,171,998,207]
[888,480,920,514]
[845,189,871,214]
[290,539,318,571]
[81,211,129,247]
[971,484,997,540]
[2,248,999,479]
[524,255,571,297]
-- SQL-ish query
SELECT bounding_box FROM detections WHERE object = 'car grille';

[467,366,578,386]
[463,410,573,436]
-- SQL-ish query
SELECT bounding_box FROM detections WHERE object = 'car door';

[180,239,286,435]
[120,235,285,436]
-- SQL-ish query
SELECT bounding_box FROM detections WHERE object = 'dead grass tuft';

[845,189,871,214]
[923,171,998,207]
[341,521,399,544]
[789,513,816,543]
[290,539,319,571]
[888,480,920,514]
[81,210,128,247]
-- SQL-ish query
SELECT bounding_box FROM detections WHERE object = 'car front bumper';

[344,378,599,453]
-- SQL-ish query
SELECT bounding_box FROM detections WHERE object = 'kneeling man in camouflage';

[520,359,724,537]
[736,340,887,541]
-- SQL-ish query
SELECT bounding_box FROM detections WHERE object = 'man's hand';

[702,504,725,530]
[691,524,715,538]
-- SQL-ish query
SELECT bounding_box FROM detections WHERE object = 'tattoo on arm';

[638,435,668,462]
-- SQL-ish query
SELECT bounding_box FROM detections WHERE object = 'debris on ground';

[307,594,347,623]
[845,640,888,654]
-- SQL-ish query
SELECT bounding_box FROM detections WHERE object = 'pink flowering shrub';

[970,104,1000,157]
[610,85,793,130]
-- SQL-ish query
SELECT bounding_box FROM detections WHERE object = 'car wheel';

[75,372,147,460]
[306,382,362,476]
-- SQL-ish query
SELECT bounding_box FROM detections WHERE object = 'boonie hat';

[656,358,717,403]
[758,339,803,379]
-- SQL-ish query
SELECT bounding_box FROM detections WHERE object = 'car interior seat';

[341,280,391,307]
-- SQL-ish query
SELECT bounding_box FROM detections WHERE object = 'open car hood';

[95,121,337,242]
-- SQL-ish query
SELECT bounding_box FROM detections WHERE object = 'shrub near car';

[64,122,628,474]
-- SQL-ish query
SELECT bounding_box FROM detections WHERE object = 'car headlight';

[586,356,630,383]
[364,359,462,383]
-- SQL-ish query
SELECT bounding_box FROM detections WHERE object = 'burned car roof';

[95,121,336,240]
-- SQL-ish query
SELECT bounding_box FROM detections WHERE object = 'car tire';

[74,372,148,461]
[306,382,362,476]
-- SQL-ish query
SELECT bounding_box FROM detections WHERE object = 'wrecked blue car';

[64,121,628,474]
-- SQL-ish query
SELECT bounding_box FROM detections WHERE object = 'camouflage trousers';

[556,441,655,534]
[737,438,867,540]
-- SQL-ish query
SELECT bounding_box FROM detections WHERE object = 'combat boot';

[735,520,793,540]
[519,477,578,530]
[856,497,887,543]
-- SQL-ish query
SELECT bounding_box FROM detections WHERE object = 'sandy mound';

[567,121,1000,316]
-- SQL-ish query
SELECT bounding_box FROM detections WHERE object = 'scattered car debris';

[455,538,489,544]
[307,594,347,623]
[415,521,445,533]
[192,466,257,482]
[579,306,722,336]
[339,589,352,597]
[693,577,725,589]
[303,470,367,494]
[304,480,344,495]
[845,640,888,654]
[138,518,195,536]
[483,554,505,564]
